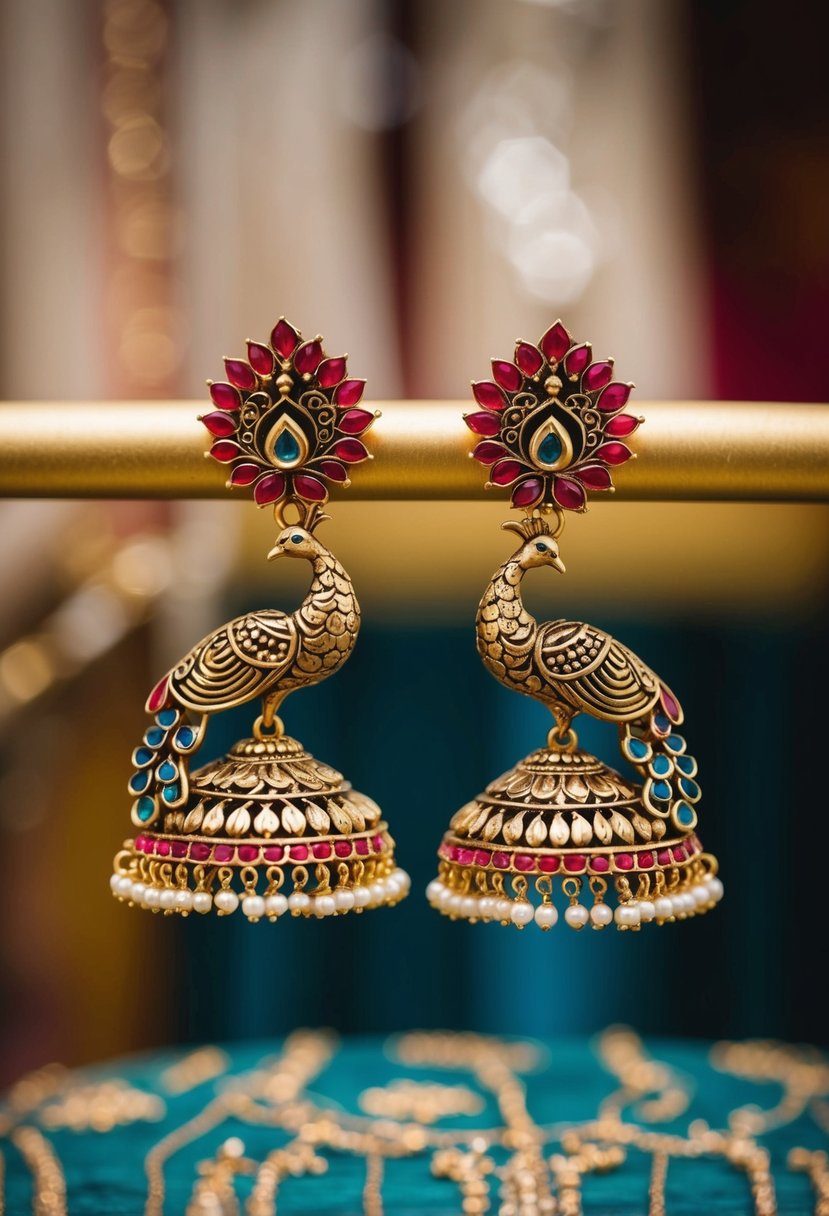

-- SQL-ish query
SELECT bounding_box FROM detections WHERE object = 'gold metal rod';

[0,400,827,501]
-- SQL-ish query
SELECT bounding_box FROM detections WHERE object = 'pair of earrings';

[110,316,723,932]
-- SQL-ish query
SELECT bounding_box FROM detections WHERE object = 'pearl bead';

[511,901,534,926]
[116,875,133,899]
[460,896,478,920]
[708,876,724,902]
[159,888,176,910]
[131,882,146,904]
[615,903,640,927]
[352,886,370,908]
[174,890,193,913]
[193,891,212,914]
[590,903,613,927]
[242,894,265,920]
[214,889,239,914]
[692,885,708,907]
[331,888,353,912]
[426,880,444,904]
[478,897,494,920]
[564,904,589,930]
[535,903,558,930]
[109,873,121,894]
[144,887,160,909]
[494,898,513,922]
[314,894,336,918]
[287,891,310,913]
[676,892,694,915]
[264,893,288,917]
[369,881,387,906]
[394,869,411,892]
[447,893,464,916]
[638,899,656,923]
[654,896,674,921]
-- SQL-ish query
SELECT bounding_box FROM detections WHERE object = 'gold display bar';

[0,399,827,501]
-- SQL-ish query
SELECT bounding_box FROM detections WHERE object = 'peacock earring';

[110,316,409,921]
[427,321,723,932]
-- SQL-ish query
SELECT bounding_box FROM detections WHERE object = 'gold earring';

[428,320,722,931]
[110,317,409,921]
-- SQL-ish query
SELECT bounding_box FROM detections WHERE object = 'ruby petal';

[552,477,586,511]
[332,438,368,463]
[201,410,238,437]
[604,413,641,438]
[334,841,351,858]
[472,381,506,410]
[514,342,543,376]
[271,318,299,358]
[583,360,614,391]
[147,675,169,712]
[563,344,591,377]
[294,340,323,375]
[238,845,259,863]
[539,321,570,362]
[490,459,524,486]
[616,853,634,870]
[247,342,275,376]
[213,845,233,863]
[339,409,374,435]
[294,474,327,502]
[189,842,210,862]
[597,382,632,412]
[661,686,682,721]
[209,382,241,411]
[318,356,347,387]
[657,849,672,866]
[290,844,309,861]
[638,852,654,869]
[156,840,170,857]
[492,852,510,869]
[594,442,632,466]
[464,411,501,437]
[171,841,188,859]
[514,854,534,872]
[229,462,262,486]
[210,440,242,463]
[491,359,522,392]
[572,464,612,491]
[253,472,286,505]
[511,478,544,508]
[333,379,365,406]
[564,854,586,872]
[355,839,370,856]
[474,850,490,866]
[472,441,507,465]
[538,856,560,873]
[591,857,610,873]
[264,846,284,862]
[224,358,256,390]
[312,842,332,860]
[318,460,348,482]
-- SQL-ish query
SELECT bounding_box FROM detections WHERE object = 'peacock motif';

[429,320,721,932]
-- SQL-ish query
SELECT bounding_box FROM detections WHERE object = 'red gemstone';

[448,846,460,862]
[263,846,284,862]
[656,849,672,866]
[491,359,522,391]
[597,382,632,412]
[271,318,299,358]
[594,442,632,466]
[189,842,211,862]
[238,845,259,863]
[661,686,682,721]
[471,381,506,410]
[290,844,309,861]
[318,460,348,482]
[229,463,262,486]
[312,842,332,860]
[583,361,614,391]
[334,379,365,405]
[604,413,641,438]
[209,382,241,411]
[214,844,233,862]
[355,838,370,856]
[490,459,524,486]
[147,675,169,712]
[564,854,586,872]
[540,321,570,362]
[464,411,501,437]
[210,441,242,463]
[472,440,507,465]
[616,854,634,870]
[333,438,368,463]
[492,852,510,869]
[514,343,544,376]
[591,857,610,873]
[224,358,256,390]
[457,848,475,865]
[334,841,351,858]
[253,473,286,505]
[339,408,374,434]
[573,464,612,491]
[514,854,534,871]
[564,344,591,377]
[156,840,170,856]
[373,835,384,851]
[171,841,187,858]
[318,356,347,387]
[135,835,146,851]
[638,852,654,869]
[294,475,327,501]
[294,340,323,375]
[247,342,274,376]
[474,850,491,866]
[552,477,586,511]
[672,845,687,862]
[201,411,238,437]
[538,856,560,873]
[511,478,544,508]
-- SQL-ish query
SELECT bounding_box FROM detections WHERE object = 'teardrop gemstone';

[537,432,562,464]
[275,428,301,464]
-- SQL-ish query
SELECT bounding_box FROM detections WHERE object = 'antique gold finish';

[1,400,828,500]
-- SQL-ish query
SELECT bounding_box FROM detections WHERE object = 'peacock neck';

[480,556,538,638]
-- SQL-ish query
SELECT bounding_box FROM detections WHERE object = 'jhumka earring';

[427,321,723,931]
[110,317,409,921]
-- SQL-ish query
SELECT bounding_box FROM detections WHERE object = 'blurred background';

[0,0,827,1085]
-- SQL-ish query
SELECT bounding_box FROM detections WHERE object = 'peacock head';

[502,518,566,573]
[268,527,326,561]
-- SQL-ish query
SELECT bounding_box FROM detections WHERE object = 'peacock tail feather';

[621,705,701,836]
[128,704,207,831]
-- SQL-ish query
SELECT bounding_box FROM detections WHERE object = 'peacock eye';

[291,534,303,544]
[535,542,547,552]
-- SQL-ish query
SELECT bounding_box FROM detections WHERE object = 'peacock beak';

[267,543,285,561]
[551,554,566,574]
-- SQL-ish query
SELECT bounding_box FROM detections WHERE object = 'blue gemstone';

[666,734,686,753]
[136,796,156,821]
[174,726,195,749]
[652,780,672,801]
[537,432,563,465]
[651,753,672,777]
[145,726,165,747]
[676,754,695,776]
[162,783,180,804]
[275,428,301,463]
[156,709,178,728]
[654,713,671,734]
[134,747,153,767]
[680,777,700,800]
[158,760,177,783]
[129,771,150,794]
[675,802,695,826]
[627,737,650,760]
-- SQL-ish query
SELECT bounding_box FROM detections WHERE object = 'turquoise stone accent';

[158,760,177,783]
[129,771,150,795]
[145,726,165,747]
[676,754,696,776]
[537,432,563,465]
[675,801,695,826]
[652,780,672,801]
[134,747,153,767]
[174,726,195,749]
[654,713,671,734]
[275,428,301,463]
[627,737,650,760]
[651,754,672,777]
[680,777,701,800]
[157,709,178,727]
[162,783,180,804]
[666,734,686,752]
[136,796,155,821]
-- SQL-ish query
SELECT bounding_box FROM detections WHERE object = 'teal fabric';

[2,1035,826,1213]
